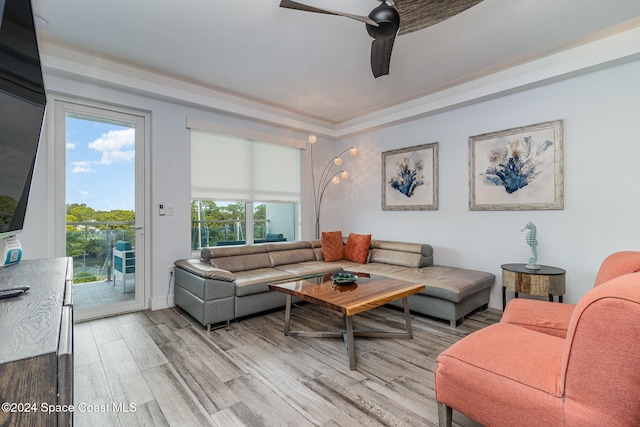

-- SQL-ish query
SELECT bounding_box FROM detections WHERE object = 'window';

[189,130,299,250]
[191,200,296,249]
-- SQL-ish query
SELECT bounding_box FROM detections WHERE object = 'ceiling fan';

[279,0,484,78]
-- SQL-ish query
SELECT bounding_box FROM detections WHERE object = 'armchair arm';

[561,273,640,426]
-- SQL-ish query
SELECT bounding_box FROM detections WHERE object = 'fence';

[191,219,270,250]
[66,221,135,283]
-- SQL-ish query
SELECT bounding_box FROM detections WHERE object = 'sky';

[66,116,135,212]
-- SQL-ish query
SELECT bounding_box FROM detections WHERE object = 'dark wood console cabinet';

[0,258,74,427]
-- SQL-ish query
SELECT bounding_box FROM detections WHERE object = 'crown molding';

[39,43,338,139]
[335,25,640,137]
[39,25,640,140]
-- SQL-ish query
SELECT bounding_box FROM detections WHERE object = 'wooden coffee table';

[268,272,425,370]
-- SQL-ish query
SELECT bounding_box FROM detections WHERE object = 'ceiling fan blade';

[394,0,484,35]
[370,35,396,78]
[279,0,379,27]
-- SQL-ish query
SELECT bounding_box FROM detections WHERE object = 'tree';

[66,203,96,222]
[254,203,266,220]
[0,195,17,228]
[94,209,135,231]
[65,204,136,277]
[190,201,249,248]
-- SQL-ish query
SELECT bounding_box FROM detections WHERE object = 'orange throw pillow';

[344,233,371,263]
[322,231,344,262]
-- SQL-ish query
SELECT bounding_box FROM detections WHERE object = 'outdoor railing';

[66,221,135,283]
[67,218,278,280]
[191,218,270,250]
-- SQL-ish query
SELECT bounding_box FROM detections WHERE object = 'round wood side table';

[501,263,566,310]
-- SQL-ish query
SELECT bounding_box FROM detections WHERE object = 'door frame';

[51,96,151,321]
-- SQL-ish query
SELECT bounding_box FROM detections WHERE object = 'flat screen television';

[0,0,47,239]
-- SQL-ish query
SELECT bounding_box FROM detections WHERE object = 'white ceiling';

[32,0,640,126]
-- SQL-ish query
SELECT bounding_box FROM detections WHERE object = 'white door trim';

[50,96,151,320]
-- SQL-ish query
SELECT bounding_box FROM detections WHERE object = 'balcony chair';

[434,254,640,427]
[113,240,135,292]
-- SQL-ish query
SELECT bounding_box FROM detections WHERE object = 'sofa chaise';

[174,238,495,331]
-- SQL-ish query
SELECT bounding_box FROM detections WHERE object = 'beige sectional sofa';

[174,239,495,331]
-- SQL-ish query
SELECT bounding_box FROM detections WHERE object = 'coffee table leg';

[402,297,413,339]
[284,294,292,336]
[345,315,355,370]
[285,299,415,371]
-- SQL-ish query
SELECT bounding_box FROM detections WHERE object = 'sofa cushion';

[354,262,416,278]
[369,248,425,268]
[322,231,345,261]
[344,233,371,263]
[419,266,495,303]
[201,244,267,261]
[234,268,295,297]
[210,252,272,273]
[371,240,433,266]
[370,239,432,256]
[275,261,342,277]
[264,240,312,252]
[265,241,316,267]
[269,248,317,267]
[357,264,494,303]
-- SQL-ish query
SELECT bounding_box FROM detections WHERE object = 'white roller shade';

[190,130,300,202]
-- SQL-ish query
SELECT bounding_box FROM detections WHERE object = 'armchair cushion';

[435,323,565,426]
[501,299,576,338]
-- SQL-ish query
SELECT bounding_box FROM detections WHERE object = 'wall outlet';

[168,265,174,276]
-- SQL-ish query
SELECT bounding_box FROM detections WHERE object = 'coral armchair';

[501,251,640,338]
[434,272,640,427]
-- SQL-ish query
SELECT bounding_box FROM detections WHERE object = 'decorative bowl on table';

[331,273,358,285]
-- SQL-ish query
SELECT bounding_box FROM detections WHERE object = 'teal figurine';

[521,222,541,270]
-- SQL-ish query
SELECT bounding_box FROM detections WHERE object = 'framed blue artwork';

[382,142,438,211]
[469,120,564,211]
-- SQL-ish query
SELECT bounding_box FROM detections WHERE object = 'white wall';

[20,55,640,312]
[324,59,640,307]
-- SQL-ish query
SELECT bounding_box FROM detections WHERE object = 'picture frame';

[382,142,438,211]
[469,120,563,211]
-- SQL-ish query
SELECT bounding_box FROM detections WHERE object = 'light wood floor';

[74,303,500,426]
